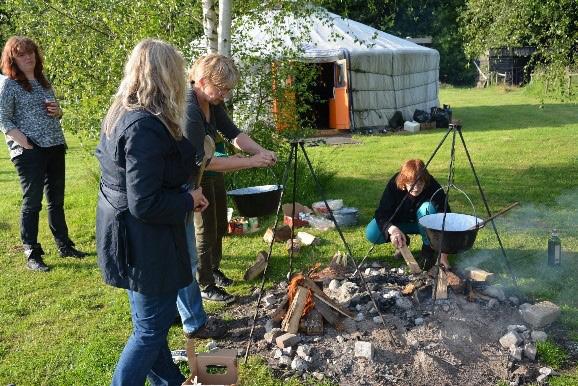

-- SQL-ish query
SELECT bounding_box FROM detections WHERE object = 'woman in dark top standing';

[96,39,207,386]
[0,36,85,272]
[366,159,450,268]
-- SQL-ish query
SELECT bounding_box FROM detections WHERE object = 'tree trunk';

[202,0,218,54]
[218,0,232,57]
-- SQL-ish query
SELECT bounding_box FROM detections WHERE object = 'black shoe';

[59,245,87,259]
[213,269,233,287]
[201,285,235,304]
[185,318,227,339]
[27,257,50,272]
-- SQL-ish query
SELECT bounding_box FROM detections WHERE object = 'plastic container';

[547,228,561,266]
[404,121,420,133]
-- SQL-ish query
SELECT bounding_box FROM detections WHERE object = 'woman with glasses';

[365,159,451,269]
[176,54,276,330]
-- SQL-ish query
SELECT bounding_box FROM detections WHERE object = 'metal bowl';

[227,185,283,218]
[418,213,483,254]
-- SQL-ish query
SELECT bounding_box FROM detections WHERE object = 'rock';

[340,281,359,296]
[441,303,450,312]
[264,328,284,344]
[312,371,324,380]
[265,319,275,333]
[499,331,523,349]
[415,317,424,326]
[395,297,413,310]
[519,301,561,328]
[523,343,537,361]
[383,289,400,300]
[365,268,372,275]
[482,285,506,301]
[328,279,341,291]
[509,346,523,361]
[263,294,277,309]
[531,330,548,342]
[354,341,374,361]
[276,333,301,348]
[487,298,498,309]
[536,374,548,383]
[341,318,357,333]
[296,344,312,358]
[507,325,528,333]
[373,316,382,324]
[291,356,309,372]
[263,225,292,243]
[206,340,218,351]
[286,238,302,253]
[273,349,283,359]
[509,296,520,306]
[296,231,320,246]
[355,304,363,312]
[522,330,531,342]
[278,355,292,368]
[539,367,553,376]
[355,312,365,322]
[336,335,345,343]
[282,346,294,356]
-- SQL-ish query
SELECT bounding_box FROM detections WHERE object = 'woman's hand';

[388,225,406,249]
[6,128,33,149]
[249,151,277,168]
[189,187,209,212]
[45,99,63,118]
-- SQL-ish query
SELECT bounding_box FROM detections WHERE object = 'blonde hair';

[188,53,239,90]
[103,39,186,139]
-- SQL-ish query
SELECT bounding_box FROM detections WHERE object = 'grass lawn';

[0,86,577,385]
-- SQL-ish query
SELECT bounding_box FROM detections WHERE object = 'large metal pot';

[227,185,283,218]
[418,213,483,254]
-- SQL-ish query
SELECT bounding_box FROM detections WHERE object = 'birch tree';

[202,0,218,53]
[218,0,232,57]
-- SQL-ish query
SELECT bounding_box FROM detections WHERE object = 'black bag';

[412,109,430,123]
[431,107,450,129]
[388,111,404,130]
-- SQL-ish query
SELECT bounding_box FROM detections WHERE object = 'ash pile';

[246,255,562,386]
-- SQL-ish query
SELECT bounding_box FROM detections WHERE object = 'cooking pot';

[418,213,483,254]
[332,207,359,227]
[227,184,283,218]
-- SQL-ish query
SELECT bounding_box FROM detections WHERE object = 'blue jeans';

[176,213,208,335]
[112,290,184,386]
[365,201,437,245]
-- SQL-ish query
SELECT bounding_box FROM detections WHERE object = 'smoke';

[455,189,578,306]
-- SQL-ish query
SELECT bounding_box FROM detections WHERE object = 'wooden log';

[299,308,323,335]
[270,296,288,322]
[464,267,495,282]
[300,277,354,318]
[399,245,422,274]
[313,295,341,327]
[281,286,308,334]
[435,266,448,300]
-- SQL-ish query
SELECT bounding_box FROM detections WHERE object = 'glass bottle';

[547,228,561,266]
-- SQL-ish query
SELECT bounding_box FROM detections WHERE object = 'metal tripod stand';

[243,140,399,363]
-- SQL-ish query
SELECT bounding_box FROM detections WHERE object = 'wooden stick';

[468,201,519,230]
[185,337,198,380]
[399,245,422,274]
[195,135,216,188]
[435,266,448,300]
[300,277,354,318]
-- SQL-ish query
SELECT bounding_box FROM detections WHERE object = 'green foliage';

[537,340,569,369]
[460,0,578,96]
[3,0,203,137]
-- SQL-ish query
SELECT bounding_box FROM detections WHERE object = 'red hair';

[1,36,51,91]
[395,159,431,190]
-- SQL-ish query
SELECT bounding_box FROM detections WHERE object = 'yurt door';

[329,59,350,130]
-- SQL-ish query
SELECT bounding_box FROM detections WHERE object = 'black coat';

[96,109,196,295]
[374,173,449,235]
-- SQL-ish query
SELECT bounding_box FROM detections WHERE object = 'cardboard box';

[420,121,436,130]
[182,350,238,385]
[183,339,238,386]
[227,217,258,235]
[282,203,312,228]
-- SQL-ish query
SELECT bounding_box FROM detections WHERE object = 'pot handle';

[429,184,480,226]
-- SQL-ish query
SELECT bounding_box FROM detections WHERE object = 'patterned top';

[0,78,66,159]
